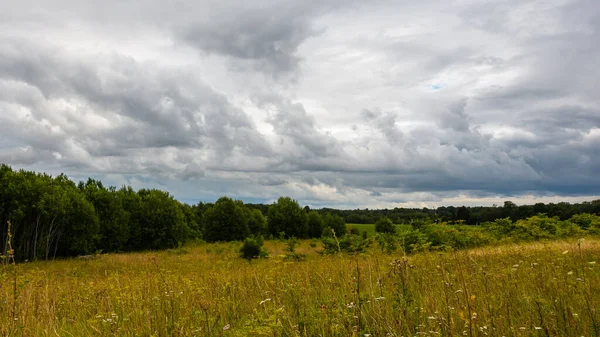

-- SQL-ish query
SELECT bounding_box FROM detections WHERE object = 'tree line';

[0,165,346,261]
[316,200,600,225]
[2,164,599,261]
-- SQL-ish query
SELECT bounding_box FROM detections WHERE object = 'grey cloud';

[0,39,271,175]
[259,95,346,162]
[361,109,404,145]
[439,98,470,132]
[258,177,288,186]
[1,0,600,208]
[180,164,206,181]
[178,1,346,76]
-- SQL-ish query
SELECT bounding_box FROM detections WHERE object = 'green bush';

[239,236,268,261]
[375,232,398,254]
[375,217,396,234]
[398,229,431,254]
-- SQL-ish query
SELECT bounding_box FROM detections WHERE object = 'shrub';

[398,229,431,254]
[321,226,333,238]
[239,236,268,261]
[375,217,395,234]
[375,232,398,254]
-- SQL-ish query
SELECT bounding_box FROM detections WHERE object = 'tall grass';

[1,239,599,336]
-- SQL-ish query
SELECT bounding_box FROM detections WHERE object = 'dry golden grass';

[1,238,599,336]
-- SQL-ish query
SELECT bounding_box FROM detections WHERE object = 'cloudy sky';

[1,0,599,208]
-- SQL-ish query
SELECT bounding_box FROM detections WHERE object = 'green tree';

[79,179,130,253]
[58,189,100,256]
[203,197,249,242]
[180,203,202,240]
[118,186,143,251]
[323,213,346,237]
[456,206,471,224]
[246,208,267,236]
[267,197,308,238]
[375,216,395,234]
[307,211,324,238]
[137,189,189,249]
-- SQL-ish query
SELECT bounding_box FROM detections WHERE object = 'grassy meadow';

[1,239,600,337]
[347,223,411,236]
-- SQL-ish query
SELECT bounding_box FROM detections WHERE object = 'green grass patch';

[347,223,411,236]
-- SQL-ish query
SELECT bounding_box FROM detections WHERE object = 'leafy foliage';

[307,211,324,238]
[267,197,308,239]
[203,197,249,242]
[323,213,347,237]
[239,236,268,261]
[375,216,395,234]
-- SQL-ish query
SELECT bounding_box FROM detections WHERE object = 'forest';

[1,164,599,261]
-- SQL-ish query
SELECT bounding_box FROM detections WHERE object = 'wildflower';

[347,302,355,309]
[223,324,230,331]
[534,327,542,330]
[375,296,385,301]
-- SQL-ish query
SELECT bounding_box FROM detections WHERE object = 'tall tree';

[203,197,249,242]
[323,213,347,236]
[79,179,130,252]
[136,189,189,250]
[307,211,324,238]
[268,197,308,238]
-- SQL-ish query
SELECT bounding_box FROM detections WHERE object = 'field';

[1,239,600,336]
[346,223,411,236]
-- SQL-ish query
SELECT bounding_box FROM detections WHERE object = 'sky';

[1,0,599,209]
